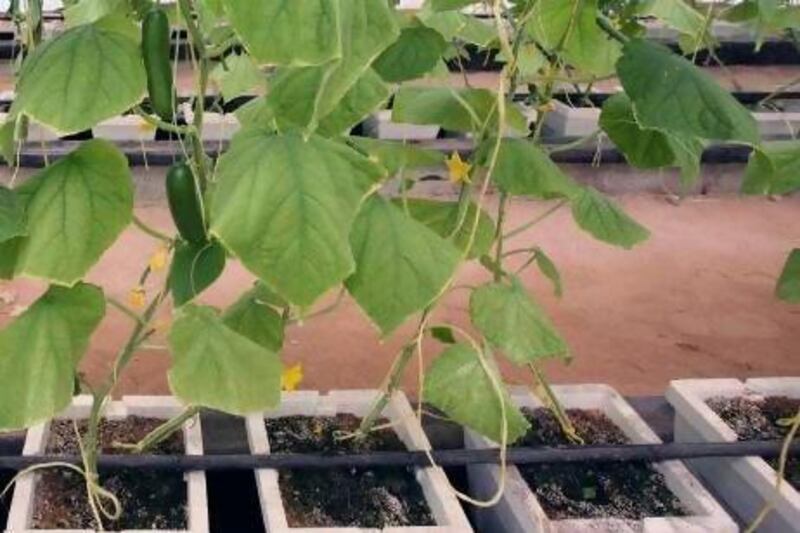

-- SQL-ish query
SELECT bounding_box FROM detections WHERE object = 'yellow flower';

[281,363,304,392]
[138,117,157,133]
[446,151,471,184]
[128,286,146,310]
[149,246,169,272]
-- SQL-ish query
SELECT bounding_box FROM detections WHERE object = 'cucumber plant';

[0,0,773,522]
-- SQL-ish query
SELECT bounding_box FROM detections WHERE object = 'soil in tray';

[32,417,188,530]
[516,408,687,520]
[265,414,435,528]
[707,395,800,490]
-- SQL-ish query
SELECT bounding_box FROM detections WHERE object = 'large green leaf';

[15,20,145,135]
[169,240,227,307]
[346,196,460,335]
[0,186,26,243]
[266,0,398,130]
[482,138,580,199]
[0,283,105,431]
[526,0,621,76]
[373,27,447,83]
[64,0,128,27]
[317,69,390,136]
[210,130,384,307]
[392,87,528,134]
[210,53,264,101]
[599,93,676,169]
[168,304,282,415]
[222,283,285,352]
[223,0,341,66]
[776,249,800,304]
[639,0,712,49]
[534,248,563,298]
[316,0,399,118]
[396,198,495,259]
[570,187,649,249]
[617,39,759,144]
[470,279,568,364]
[5,140,133,285]
[424,344,530,443]
[741,141,800,196]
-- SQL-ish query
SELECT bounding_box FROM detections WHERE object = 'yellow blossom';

[128,286,146,309]
[138,117,157,133]
[149,246,169,272]
[446,151,471,184]
[281,363,304,392]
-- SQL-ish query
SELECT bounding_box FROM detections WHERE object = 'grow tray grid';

[0,397,796,533]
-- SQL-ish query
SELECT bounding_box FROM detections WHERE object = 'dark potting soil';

[707,395,800,490]
[265,414,435,528]
[32,417,188,530]
[516,408,687,520]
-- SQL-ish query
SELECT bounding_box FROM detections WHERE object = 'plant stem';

[132,214,172,243]
[133,106,195,136]
[595,15,629,45]
[120,407,200,454]
[177,0,210,189]
[106,297,144,325]
[528,363,582,444]
[757,73,800,108]
[744,408,800,533]
[493,192,508,282]
[503,199,568,240]
[357,344,416,436]
[547,130,601,154]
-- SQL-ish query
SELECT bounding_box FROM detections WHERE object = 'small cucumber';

[142,7,175,122]
[165,163,207,244]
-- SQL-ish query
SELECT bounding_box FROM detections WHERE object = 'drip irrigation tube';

[3,139,755,169]
[0,440,796,472]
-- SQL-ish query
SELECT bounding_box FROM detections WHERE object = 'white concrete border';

[465,384,737,533]
[666,377,800,532]
[544,100,800,141]
[363,111,440,142]
[6,395,209,533]
[245,390,472,532]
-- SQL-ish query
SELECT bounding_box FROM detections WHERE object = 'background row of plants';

[0,0,798,522]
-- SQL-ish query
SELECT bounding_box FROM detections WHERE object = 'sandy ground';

[1,181,798,398]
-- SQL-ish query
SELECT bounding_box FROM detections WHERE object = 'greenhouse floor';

[1,170,798,397]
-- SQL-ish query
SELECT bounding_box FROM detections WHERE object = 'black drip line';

[0,440,796,472]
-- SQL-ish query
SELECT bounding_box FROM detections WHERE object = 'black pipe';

[1,138,755,169]
[0,440,796,472]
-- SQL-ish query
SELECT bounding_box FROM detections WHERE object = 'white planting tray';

[245,390,472,532]
[667,377,800,532]
[6,395,209,533]
[364,111,440,142]
[465,384,737,533]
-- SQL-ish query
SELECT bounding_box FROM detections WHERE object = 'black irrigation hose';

[0,441,796,472]
[1,139,755,169]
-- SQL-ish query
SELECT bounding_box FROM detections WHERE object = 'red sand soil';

[1,191,797,397]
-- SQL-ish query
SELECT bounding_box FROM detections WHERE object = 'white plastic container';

[245,390,472,532]
[667,377,800,532]
[6,395,209,533]
[364,111,440,141]
[465,384,738,533]
[93,116,158,142]
[543,101,600,139]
